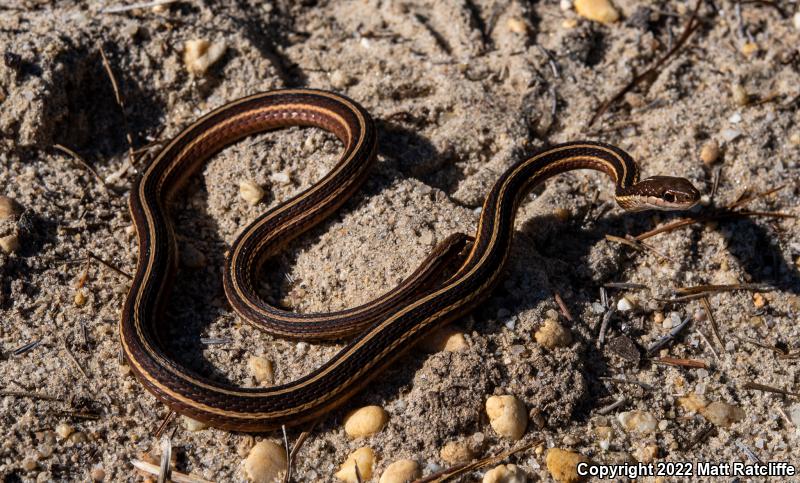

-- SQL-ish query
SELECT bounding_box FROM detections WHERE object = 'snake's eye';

[663,192,676,203]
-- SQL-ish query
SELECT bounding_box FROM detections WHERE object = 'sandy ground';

[1,0,799,481]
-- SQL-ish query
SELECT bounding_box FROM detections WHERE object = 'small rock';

[244,441,287,483]
[419,327,468,352]
[678,394,708,413]
[753,293,767,308]
[330,70,352,89]
[269,172,291,185]
[506,17,528,34]
[700,401,745,427]
[21,457,37,471]
[55,423,74,440]
[247,356,274,385]
[0,196,21,220]
[574,0,619,23]
[560,0,573,10]
[0,234,20,254]
[700,140,720,165]
[545,448,588,483]
[184,39,227,75]
[74,290,87,307]
[794,11,800,30]
[181,416,208,432]
[617,410,658,433]
[554,207,571,221]
[335,447,376,482]
[440,440,475,464]
[240,180,266,206]
[636,445,658,463]
[616,297,634,312]
[740,42,758,57]
[379,459,420,483]
[789,403,800,431]
[344,406,389,439]
[731,84,749,106]
[534,319,572,349]
[486,395,527,440]
[721,129,742,142]
[90,467,105,481]
[483,463,527,483]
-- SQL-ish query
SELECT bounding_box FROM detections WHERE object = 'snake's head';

[619,176,701,212]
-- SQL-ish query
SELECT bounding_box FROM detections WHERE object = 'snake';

[121,88,700,431]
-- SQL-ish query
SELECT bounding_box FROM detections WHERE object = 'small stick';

[726,184,787,210]
[12,339,41,356]
[597,307,615,349]
[683,423,716,451]
[553,292,574,323]
[701,297,724,346]
[102,0,182,13]
[88,253,132,279]
[735,440,763,464]
[154,411,176,439]
[597,397,628,415]
[646,316,691,356]
[286,419,318,483]
[654,356,708,369]
[53,144,109,193]
[742,381,800,398]
[412,440,540,483]
[0,390,61,402]
[131,460,213,483]
[158,436,172,483]
[778,407,794,427]
[675,283,770,295]
[604,282,649,290]
[695,328,719,360]
[599,377,654,391]
[537,45,560,78]
[281,426,291,482]
[62,339,88,379]
[98,45,136,170]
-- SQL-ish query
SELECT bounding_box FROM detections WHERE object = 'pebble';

[534,319,572,349]
[790,133,800,146]
[678,393,708,412]
[440,440,475,464]
[335,447,376,482]
[731,84,749,106]
[616,297,634,312]
[0,234,20,254]
[247,356,274,384]
[329,70,353,89]
[90,467,105,481]
[419,327,468,352]
[636,445,658,463]
[728,112,742,124]
[181,416,208,432]
[483,463,526,483]
[721,128,741,142]
[617,410,657,433]
[753,293,767,308]
[545,448,588,483]
[244,441,287,483]
[74,290,87,307]
[485,395,527,440]
[506,17,528,34]
[700,401,745,427]
[574,0,619,23]
[740,42,758,57]
[343,405,389,438]
[379,459,420,483]
[21,457,37,471]
[0,195,21,220]
[269,172,291,185]
[560,0,573,10]
[595,426,613,450]
[183,39,227,75]
[700,140,720,165]
[239,180,266,206]
[794,11,800,30]
[55,423,74,440]
[789,403,800,430]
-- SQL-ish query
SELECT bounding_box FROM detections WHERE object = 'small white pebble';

[269,172,291,185]
[247,356,274,384]
[181,416,208,432]
[239,180,265,206]
[343,406,389,439]
[793,11,800,30]
[55,423,74,440]
[728,112,742,123]
[617,410,658,433]
[725,341,736,352]
[183,39,227,75]
[721,129,742,142]
[335,447,375,482]
[559,0,573,11]
[616,297,634,312]
[296,341,309,355]
[244,441,287,483]
[486,395,527,440]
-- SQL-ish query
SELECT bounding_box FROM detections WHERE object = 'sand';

[1,0,799,481]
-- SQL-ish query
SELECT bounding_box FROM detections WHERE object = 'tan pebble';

[731,84,749,107]
[700,140,720,165]
[181,416,208,432]
[440,440,475,464]
[118,364,131,376]
[483,463,526,483]
[700,401,744,427]
[244,440,287,483]
[534,319,572,349]
[794,11,800,30]
[545,448,589,483]
[55,423,74,439]
[184,39,227,75]
[335,447,376,482]
[379,459,420,483]
[21,457,37,471]
[637,445,658,463]
[237,435,255,458]
[0,234,20,254]
[740,42,758,57]
[90,467,105,481]
[0,196,21,220]
[574,0,619,23]
[753,293,767,308]
[617,410,657,433]
[240,180,266,206]
[329,70,352,89]
[562,18,579,29]
[554,207,570,221]
[419,327,468,352]
[247,356,274,384]
[486,395,527,440]
[344,405,389,438]
[69,431,88,444]
[74,290,87,307]
[506,17,528,34]
[36,444,53,459]
[624,92,645,108]
[653,312,664,324]
[789,132,800,146]
[678,393,708,413]
[748,315,763,327]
